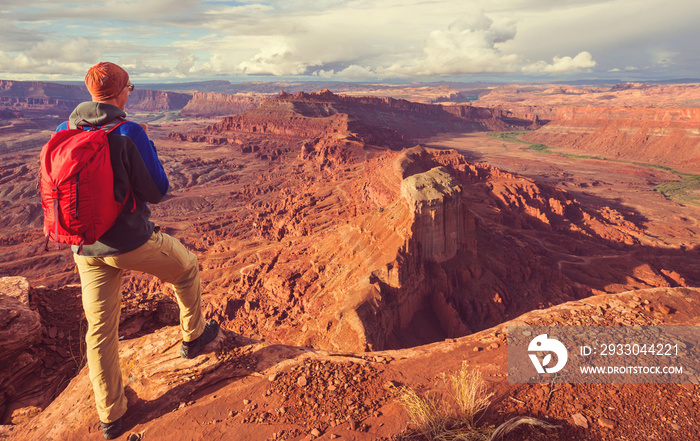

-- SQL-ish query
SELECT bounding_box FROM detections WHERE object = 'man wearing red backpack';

[55,62,219,439]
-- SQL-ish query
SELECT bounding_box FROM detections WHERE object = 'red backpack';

[40,121,131,254]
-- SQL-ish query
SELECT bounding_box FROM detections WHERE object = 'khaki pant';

[74,231,206,423]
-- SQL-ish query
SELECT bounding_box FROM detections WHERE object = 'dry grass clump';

[448,363,493,427]
[395,362,557,440]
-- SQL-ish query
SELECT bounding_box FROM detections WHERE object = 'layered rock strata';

[5,85,700,439]
[475,82,700,116]
[400,166,474,263]
[169,89,523,150]
[180,92,261,117]
[0,277,40,368]
[128,89,192,112]
[0,277,41,423]
[522,106,700,173]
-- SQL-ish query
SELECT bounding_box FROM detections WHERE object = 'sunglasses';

[126,84,134,91]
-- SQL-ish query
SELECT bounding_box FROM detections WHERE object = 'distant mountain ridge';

[31,79,504,105]
[0,79,192,116]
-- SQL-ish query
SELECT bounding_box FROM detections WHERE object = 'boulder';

[0,277,42,423]
[0,277,40,370]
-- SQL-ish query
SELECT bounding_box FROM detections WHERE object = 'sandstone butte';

[1,85,699,441]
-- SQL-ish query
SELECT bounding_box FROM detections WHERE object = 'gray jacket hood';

[69,102,126,128]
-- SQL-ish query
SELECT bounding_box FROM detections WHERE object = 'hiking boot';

[180,319,220,359]
[100,417,123,440]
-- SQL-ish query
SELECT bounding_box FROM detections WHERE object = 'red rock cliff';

[180,92,261,117]
[523,106,700,173]
[170,89,525,151]
[127,89,191,111]
[400,166,476,263]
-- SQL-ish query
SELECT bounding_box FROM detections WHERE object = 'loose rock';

[572,413,588,428]
[598,417,615,429]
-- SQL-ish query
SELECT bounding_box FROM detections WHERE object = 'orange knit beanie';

[85,62,130,101]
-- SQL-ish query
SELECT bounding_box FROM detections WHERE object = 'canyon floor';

[2,85,700,441]
[428,131,700,252]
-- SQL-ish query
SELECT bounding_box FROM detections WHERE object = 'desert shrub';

[487,132,554,153]
[395,362,557,441]
[655,173,700,206]
[488,131,527,142]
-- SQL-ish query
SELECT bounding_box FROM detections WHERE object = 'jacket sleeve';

[118,122,169,198]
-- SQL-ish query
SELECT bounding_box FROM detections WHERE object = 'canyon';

[521,107,700,173]
[1,80,699,440]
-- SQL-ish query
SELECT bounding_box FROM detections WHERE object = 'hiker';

[54,62,219,440]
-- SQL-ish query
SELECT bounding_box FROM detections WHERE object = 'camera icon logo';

[528,334,568,374]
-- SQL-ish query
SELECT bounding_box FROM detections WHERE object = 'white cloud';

[11,0,204,26]
[314,69,335,79]
[238,37,314,76]
[522,51,596,73]
[609,65,639,73]
[337,65,378,80]
[381,10,521,77]
[0,37,101,75]
[175,53,198,75]
[1,0,699,81]
[314,65,378,80]
[25,37,101,65]
[650,49,678,67]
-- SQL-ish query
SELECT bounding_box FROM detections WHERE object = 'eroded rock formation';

[170,89,522,150]
[522,106,700,173]
[474,82,700,118]
[9,283,700,441]
[180,92,261,117]
[3,84,700,439]
[401,166,473,263]
[128,89,192,112]
[0,277,41,424]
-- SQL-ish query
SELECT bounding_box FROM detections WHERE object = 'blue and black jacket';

[57,101,169,256]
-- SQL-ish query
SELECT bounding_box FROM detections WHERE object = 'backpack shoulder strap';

[105,120,129,134]
[73,118,129,132]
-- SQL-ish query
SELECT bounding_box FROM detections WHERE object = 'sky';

[2,0,699,84]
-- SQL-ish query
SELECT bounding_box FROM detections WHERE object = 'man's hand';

[139,123,149,135]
